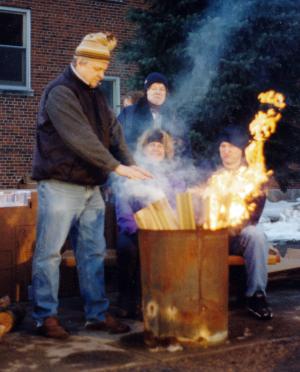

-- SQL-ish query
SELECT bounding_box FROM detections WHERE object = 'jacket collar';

[70,63,90,86]
[65,65,94,90]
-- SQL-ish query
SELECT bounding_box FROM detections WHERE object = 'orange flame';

[203,90,286,230]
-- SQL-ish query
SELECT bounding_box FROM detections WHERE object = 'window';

[101,77,121,115]
[0,7,31,91]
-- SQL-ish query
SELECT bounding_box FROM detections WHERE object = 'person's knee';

[241,226,268,258]
[241,225,266,244]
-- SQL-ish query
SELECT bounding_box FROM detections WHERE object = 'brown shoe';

[37,316,69,339]
[0,311,14,337]
[85,313,130,334]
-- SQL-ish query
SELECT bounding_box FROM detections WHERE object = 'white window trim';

[0,6,31,92]
[103,76,121,115]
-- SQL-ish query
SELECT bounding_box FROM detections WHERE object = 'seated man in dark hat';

[217,126,273,320]
[191,125,273,320]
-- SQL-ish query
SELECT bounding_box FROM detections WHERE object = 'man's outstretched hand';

[114,164,153,180]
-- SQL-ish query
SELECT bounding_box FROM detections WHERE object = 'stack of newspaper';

[0,190,32,207]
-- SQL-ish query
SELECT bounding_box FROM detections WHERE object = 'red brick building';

[0,0,144,188]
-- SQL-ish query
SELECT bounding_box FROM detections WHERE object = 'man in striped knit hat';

[31,32,151,339]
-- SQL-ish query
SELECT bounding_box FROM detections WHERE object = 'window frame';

[102,76,121,115]
[0,6,31,92]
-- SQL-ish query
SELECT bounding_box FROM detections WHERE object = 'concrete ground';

[1,273,300,372]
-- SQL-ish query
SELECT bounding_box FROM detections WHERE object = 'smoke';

[113,149,207,217]
[170,0,253,122]
[114,1,255,219]
[118,178,166,206]
[112,155,168,210]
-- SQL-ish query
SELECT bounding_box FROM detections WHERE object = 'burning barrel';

[135,90,285,347]
[138,228,228,346]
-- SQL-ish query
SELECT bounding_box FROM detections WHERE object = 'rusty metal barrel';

[139,228,228,346]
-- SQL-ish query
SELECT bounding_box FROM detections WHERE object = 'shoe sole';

[37,327,70,340]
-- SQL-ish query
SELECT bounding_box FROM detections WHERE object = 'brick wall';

[0,0,144,188]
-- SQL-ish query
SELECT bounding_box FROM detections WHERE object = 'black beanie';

[143,129,164,145]
[218,125,249,150]
[144,72,169,90]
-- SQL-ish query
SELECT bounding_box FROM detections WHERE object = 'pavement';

[1,272,300,372]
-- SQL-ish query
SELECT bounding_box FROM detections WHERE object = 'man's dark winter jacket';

[117,97,177,152]
[32,66,134,185]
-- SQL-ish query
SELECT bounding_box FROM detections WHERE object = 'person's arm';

[117,107,127,126]
[46,85,120,172]
[249,193,267,225]
[109,112,134,165]
[47,85,152,180]
[107,101,154,179]
[117,105,138,153]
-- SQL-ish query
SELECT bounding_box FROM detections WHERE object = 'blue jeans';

[32,179,109,324]
[230,225,269,297]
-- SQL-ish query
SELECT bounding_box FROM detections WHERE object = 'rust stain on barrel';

[139,228,228,344]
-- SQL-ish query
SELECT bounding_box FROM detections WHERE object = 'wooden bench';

[61,248,281,300]
[228,254,280,266]
[61,249,281,267]
[61,249,117,268]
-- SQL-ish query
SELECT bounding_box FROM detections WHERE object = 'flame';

[203,90,285,230]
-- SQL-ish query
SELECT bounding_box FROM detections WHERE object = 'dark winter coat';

[32,66,134,186]
[117,97,179,153]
